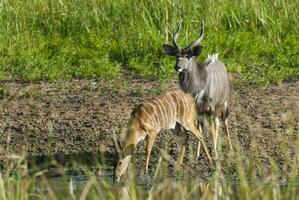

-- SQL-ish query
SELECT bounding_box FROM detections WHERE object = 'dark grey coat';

[179,54,230,117]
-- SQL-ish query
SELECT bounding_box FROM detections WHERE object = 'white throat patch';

[177,57,190,71]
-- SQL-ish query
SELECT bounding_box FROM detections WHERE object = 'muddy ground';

[0,75,298,179]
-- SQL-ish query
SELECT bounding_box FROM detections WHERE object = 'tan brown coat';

[114,90,212,182]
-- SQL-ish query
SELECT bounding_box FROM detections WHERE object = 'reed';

[0,122,297,199]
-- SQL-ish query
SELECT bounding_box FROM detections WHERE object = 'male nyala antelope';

[163,21,233,159]
[114,90,212,182]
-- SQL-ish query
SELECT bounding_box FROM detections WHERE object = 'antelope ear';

[192,45,203,57]
[163,44,176,56]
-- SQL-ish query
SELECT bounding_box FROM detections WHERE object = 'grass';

[0,132,297,199]
[0,0,298,84]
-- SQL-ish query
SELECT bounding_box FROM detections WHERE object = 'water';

[27,152,299,199]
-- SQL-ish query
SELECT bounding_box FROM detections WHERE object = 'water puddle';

[22,152,299,199]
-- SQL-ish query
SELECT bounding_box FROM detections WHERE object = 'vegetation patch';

[0,0,298,84]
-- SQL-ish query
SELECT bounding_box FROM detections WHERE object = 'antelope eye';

[185,50,192,58]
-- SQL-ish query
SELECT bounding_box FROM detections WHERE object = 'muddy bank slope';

[0,76,298,177]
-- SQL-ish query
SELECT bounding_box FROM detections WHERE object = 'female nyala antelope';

[114,90,212,182]
[163,21,233,159]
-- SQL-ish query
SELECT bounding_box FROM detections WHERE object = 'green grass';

[0,130,298,200]
[0,0,298,84]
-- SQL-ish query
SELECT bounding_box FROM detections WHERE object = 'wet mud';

[0,75,298,179]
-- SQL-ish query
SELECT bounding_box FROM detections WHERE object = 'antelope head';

[163,20,205,72]
[114,155,132,182]
[113,133,134,182]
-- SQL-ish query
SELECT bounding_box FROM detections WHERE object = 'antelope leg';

[185,124,212,164]
[178,133,189,165]
[209,117,218,160]
[224,118,233,150]
[215,117,220,159]
[196,121,204,159]
[145,132,157,174]
[196,141,201,160]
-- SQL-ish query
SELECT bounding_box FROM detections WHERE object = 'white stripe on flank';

[139,117,152,129]
[160,98,169,125]
[173,91,181,122]
[163,94,173,127]
[153,99,164,127]
[147,102,159,128]
[140,105,155,128]
[177,92,187,122]
[156,98,167,127]
[166,93,176,126]
[214,67,220,103]
[165,93,174,125]
[161,96,170,125]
